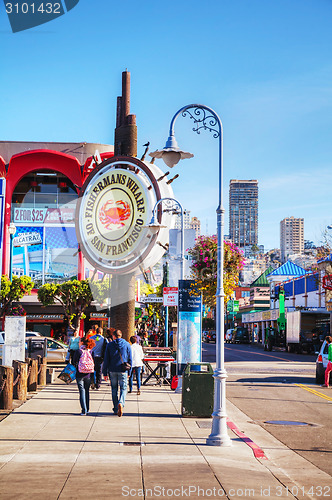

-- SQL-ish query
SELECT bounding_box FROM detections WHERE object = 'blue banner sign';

[178,280,202,312]
[177,280,202,370]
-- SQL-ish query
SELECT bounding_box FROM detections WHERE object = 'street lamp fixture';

[145,213,167,233]
[150,134,194,169]
[150,104,232,447]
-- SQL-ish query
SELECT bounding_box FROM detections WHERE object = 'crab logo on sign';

[99,200,131,230]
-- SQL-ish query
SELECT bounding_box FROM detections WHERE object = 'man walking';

[103,329,132,416]
[90,327,108,389]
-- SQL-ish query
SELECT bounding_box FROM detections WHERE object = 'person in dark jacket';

[90,327,108,389]
[102,329,132,417]
[72,336,95,415]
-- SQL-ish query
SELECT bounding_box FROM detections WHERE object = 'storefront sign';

[90,312,108,320]
[26,314,64,322]
[13,231,42,246]
[250,286,270,301]
[163,287,178,306]
[13,207,75,225]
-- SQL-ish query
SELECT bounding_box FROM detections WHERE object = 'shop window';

[11,171,78,285]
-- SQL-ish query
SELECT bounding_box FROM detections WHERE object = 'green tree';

[0,275,34,318]
[139,282,164,328]
[188,236,244,308]
[38,279,94,331]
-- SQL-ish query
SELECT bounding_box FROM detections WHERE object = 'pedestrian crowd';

[66,325,161,417]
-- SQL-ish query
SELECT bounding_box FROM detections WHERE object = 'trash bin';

[181,363,214,418]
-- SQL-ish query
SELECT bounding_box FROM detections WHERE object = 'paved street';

[204,342,332,476]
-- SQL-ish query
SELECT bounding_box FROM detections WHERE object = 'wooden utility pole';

[110,71,137,341]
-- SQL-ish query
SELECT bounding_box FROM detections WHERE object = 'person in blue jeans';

[128,335,144,395]
[90,327,108,389]
[72,336,96,415]
[102,329,132,417]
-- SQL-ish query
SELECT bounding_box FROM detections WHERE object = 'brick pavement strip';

[0,377,331,500]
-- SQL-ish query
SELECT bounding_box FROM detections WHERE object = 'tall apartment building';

[174,210,191,230]
[280,216,304,263]
[229,179,258,248]
[190,216,201,239]
[174,211,201,240]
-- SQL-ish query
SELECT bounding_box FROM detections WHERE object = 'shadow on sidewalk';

[7,411,181,418]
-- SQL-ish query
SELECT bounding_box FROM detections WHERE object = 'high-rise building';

[190,216,201,239]
[229,179,258,247]
[174,210,191,230]
[280,216,304,263]
[174,211,201,239]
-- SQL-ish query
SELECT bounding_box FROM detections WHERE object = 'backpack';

[78,349,94,373]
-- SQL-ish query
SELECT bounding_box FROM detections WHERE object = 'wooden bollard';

[12,360,28,401]
[0,366,14,411]
[27,358,38,392]
[37,356,47,387]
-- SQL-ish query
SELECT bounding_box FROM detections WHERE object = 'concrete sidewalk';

[0,376,331,500]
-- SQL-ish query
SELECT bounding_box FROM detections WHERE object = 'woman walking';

[129,335,144,395]
[67,328,80,363]
[72,336,95,415]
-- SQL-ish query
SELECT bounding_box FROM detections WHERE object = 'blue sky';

[1,0,332,250]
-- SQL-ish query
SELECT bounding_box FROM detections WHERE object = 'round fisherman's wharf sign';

[76,157,161,274]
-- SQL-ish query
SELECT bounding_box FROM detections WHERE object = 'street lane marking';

[225,346,316,365]
[227,418,268,460]
[225,346,294,362]
[296,383,332,401]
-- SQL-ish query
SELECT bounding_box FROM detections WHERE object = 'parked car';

[231,327,250,344]
[315,340,331,384]
[225,328,234,343]
[202,331,209,342]
[46,338,68,363]
[25,331,42,337]
[204,331,216,343]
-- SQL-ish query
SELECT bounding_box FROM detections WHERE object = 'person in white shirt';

[129,335,144,395]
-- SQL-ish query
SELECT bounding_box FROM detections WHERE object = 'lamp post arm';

[152,197,184,281]
[167,104,223,211]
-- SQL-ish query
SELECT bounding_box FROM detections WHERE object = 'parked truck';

[265,310,329,353]
[265,287,329,353]
[285,310,329,353]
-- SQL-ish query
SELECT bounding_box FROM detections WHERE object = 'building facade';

[174,210,191,230]
[229,179,258,248]
[190,216,201,239]
[280,216,304,263]
[0,141,114,335]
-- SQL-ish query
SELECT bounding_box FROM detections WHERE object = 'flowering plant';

[188,236,244,307]
[8,304,27,316]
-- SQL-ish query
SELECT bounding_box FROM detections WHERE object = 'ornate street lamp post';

[146,197,184,373]
[150,105,231,446]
